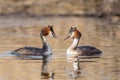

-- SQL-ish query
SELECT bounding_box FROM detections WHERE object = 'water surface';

[0,17,119,80]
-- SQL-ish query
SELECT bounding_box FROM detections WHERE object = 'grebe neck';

[70,38,80,49]
[40,33,51,51]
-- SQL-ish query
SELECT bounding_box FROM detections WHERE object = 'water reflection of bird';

[41,60,55,80]
[11,25,58,60]
[64,27,102,60]
[67,59,81,79]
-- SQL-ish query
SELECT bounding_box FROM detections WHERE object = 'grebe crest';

[41,25,58,38]
[64,27,81,40]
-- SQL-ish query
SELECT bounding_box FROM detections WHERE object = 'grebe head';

[41,25,58,39]
[64,27,81,40]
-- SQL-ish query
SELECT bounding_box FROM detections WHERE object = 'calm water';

[0,17,120,80]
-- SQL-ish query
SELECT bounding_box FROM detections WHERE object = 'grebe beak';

[48,25,60,40]
[64,27,74,41]
[51,31,58,39]
[64,34,70,40]
[50,29,60,39]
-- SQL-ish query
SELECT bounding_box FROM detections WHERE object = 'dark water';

[0,17,120,80]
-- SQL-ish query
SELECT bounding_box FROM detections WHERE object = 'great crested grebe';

[64,27,102,59]
[11,25,58,60]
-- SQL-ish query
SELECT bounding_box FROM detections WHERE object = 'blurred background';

[0,0,120,17]
[0,0,120,80]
